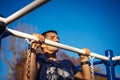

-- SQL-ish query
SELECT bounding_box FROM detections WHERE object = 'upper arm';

[36,62,40,76]
[37,62,40,71]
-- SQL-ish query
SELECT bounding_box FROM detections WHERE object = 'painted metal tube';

[105,50,115,80]
[4,0,49,25]
[6,28,109,60]
[112,56,120,60]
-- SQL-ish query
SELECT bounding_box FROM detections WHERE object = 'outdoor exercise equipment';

[0,0,120,80]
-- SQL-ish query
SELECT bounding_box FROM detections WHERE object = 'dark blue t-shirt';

[36,54,78,80]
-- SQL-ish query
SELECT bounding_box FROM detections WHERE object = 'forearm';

[81,62,91,80]
[79,48,91,80]
[23,49,37,80]
[23,34,43,80]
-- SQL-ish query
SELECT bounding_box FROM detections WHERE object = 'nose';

[55,37,59,43]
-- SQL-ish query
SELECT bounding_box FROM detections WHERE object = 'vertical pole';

[105,50,115,80]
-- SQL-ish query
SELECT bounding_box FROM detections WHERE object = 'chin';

[48,46,59,52]
[52,47,59,52]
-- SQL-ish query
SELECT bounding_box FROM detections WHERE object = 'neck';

[49,57,57,61]
[43,52,57,61]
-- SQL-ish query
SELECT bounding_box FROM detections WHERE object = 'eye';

[50,36,54,39]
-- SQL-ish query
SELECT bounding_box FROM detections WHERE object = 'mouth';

[56,41,59,43]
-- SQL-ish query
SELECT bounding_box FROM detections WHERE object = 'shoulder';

[36,54,47,60]
[60,59,75,68]
[36,54,48,65]
[60,59,79,74]
[60,59,73,64]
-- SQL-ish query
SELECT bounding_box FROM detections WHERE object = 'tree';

[14,49,27,80]
[0,22,37,80]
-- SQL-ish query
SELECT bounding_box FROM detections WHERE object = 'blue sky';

[0,0,120,79]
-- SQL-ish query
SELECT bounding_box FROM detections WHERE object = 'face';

[42,32,59,53]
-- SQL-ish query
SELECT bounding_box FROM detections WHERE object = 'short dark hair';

[41,30,58,37]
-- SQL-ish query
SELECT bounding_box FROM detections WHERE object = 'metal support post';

[105,50,115,80]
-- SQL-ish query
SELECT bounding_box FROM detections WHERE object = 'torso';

[36,54,77,80]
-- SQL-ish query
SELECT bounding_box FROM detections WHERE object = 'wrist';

[28,45,37,53]
[30,44,39,50]
[81,61,89,65]
[30,48,36,53]
[80,59,88,62]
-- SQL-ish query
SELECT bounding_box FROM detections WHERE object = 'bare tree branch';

[0,22,38,80]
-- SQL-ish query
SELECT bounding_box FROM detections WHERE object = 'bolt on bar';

[6,28,109,60]
[3,0,49,25]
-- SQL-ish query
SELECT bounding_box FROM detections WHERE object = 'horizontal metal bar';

[112,56,120,60]
[6,28,109,60]
[3,0,49,25]
[6,28,39,41]
[0,17,5,22]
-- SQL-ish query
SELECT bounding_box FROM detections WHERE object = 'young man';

[23,30,91,80]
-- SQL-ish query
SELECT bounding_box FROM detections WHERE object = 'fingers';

[30,33,44,50]
[33,33,44,43]
[79,48,91,62]
[31,42,40,50]
[82,48,91,56]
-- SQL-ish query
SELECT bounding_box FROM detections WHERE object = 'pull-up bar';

[3,0,49,25]
[0,0,120,80]
[0,0,108,61]
[0,0,49,35]
[6,28,109,60]
[112,56,120,60]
